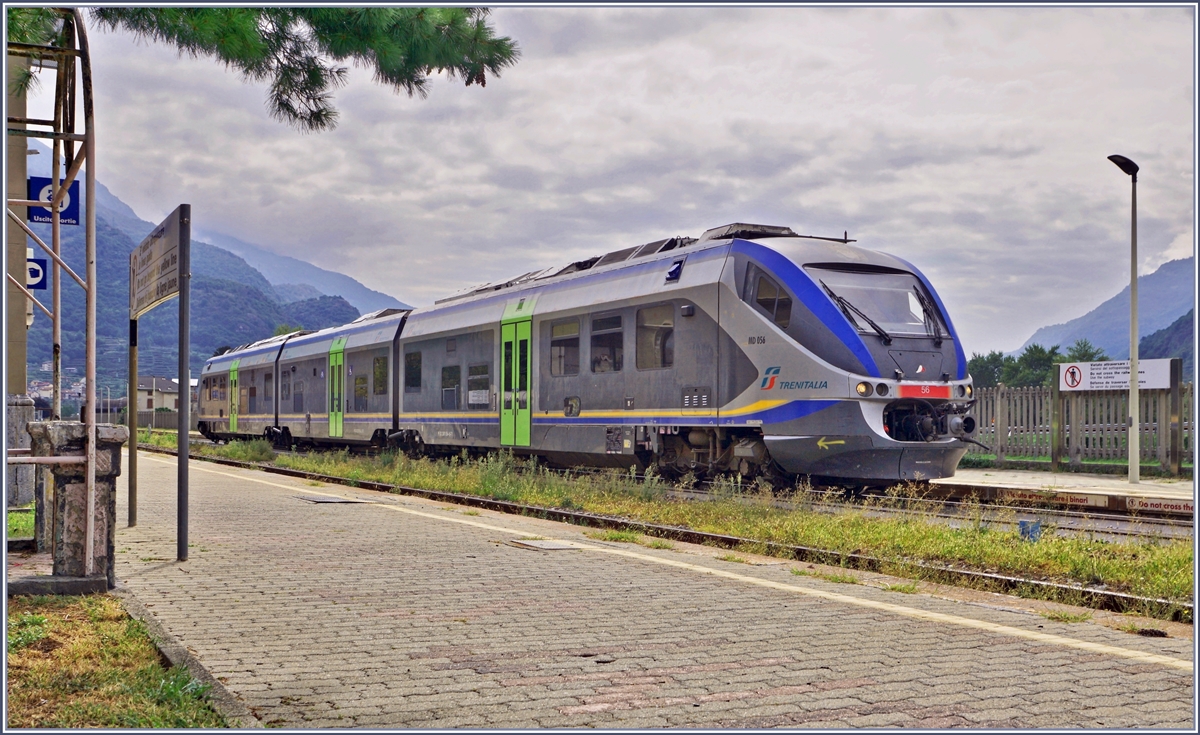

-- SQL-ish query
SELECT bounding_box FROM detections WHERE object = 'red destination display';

[897,384,951,399]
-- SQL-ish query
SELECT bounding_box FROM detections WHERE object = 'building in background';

[136,376,180,411]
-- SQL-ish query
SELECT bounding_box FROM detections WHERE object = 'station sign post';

[129,205,191,561]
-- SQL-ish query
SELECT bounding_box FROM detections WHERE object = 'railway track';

[136,441,1193,622]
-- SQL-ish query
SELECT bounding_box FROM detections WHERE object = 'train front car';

[715,224,976,484]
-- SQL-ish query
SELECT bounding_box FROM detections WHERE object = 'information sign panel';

[26,258,47,290]
[130,207,185,319]
[1058,359,1171,391]
[26,176,80,225]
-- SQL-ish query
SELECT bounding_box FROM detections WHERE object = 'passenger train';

[199,223,978,485]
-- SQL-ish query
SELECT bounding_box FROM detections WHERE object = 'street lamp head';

[1108,154,1139,177]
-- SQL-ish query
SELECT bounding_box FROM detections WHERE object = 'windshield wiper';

[820,280,892,345]
[911,285,945,346]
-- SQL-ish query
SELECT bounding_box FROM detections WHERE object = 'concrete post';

[27,421,129,587]
[6,395,35,505]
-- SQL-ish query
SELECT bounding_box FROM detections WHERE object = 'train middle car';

[199,222,978,484]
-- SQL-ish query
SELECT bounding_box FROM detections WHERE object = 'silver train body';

[199,223,977,484]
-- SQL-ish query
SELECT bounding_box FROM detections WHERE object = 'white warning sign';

[1058,359,1172,392]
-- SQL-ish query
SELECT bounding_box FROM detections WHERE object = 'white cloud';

[28,5,1194,354]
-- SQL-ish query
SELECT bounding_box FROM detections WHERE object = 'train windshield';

[805,267,949,340]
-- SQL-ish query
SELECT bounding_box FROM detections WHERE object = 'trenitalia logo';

[760,366,781,390]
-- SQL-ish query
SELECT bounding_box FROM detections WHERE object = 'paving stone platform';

[96,452,1196,728]
[934,467,1194,515]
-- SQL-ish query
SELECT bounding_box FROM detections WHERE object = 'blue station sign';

[26,176,80,225]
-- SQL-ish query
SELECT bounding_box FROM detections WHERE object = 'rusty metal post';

[73,8,98,575]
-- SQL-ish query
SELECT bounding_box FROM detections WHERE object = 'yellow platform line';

[145,454,1192,672]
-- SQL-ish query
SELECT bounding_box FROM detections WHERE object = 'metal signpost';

[7,10,100,576]
[129,205,190,560]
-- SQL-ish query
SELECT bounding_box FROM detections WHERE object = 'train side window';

[441,365,460,411]
[550,320,580,376]
[404,352,422,392]
[354,376,368,412]
[281,371,291,401]
[590,315,623,373]
[373,357,388,395]
[636,304,674,370]
[264,373,273,401]
[467,364,490,410]
[745,263,792,330]
[293,380,304,414]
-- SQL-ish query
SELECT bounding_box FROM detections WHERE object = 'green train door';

[328,337,346,438]
[228,359,240,433]
[500,320,531,446]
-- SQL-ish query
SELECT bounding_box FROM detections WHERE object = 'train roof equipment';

[432,223,856,307]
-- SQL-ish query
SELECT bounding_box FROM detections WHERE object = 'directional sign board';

[1058,359,1172,391]
[130,206,186,319]
[26,257,48,290]
[27,176,80,225]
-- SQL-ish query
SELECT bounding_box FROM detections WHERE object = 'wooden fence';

[968,383,1193,472]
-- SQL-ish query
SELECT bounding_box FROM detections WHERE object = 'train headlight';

[965,384,973,398]
[856,381,873,397]
[876,383,889,397]
[955,385,966,398]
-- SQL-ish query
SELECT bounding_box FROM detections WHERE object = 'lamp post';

[1108,154,1139,484]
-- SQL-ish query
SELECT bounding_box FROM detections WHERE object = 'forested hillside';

[1140,309,1194,376]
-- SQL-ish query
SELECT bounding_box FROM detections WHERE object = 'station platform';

[9,449,1191,728]
[931,467,1194,516]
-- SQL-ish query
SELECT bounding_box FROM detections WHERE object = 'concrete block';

[28,421,128,587]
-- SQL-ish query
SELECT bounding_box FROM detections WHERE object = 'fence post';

[1050,378,1061,471]
[995,383,1007,461]
[1168,358,1181,476]
[1068,392,1081,464]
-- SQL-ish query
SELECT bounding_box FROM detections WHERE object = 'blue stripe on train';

[730,240,880,377]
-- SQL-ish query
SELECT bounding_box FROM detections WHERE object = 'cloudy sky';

[26,5,1197,354]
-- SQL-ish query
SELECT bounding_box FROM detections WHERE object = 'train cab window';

[550,320,580,376]
[745,263,792,330]
[636,305,674,370]
[281,371,291,402]
[373,357,388,395]
[590,315,623,373]
[248,386,257,414]
[441,365,460,410]
[354,376,369,412]
[293,380,304,413]
[264,373,273,401]
[404,352,422,392]
[467,364,490,410]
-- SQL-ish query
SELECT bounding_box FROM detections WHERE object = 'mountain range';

[1018,257,1195,361]
[22,142,410,390]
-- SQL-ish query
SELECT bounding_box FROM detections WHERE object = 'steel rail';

[137,442,1192,622]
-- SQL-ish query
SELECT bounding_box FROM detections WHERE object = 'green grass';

[715,553,748,564]
[140,432,275,463]
[791,567,860,584]
[8,505,35,538]
[585,529,642,543]
[881,582,918,594]
[1040,610,1093,623]
[147,443,1193,619]
[5,595,227,728]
